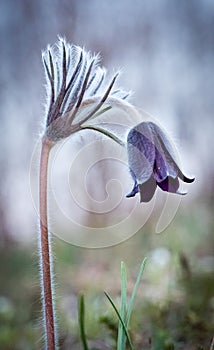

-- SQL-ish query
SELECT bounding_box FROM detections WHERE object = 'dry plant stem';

[39,137,56,350]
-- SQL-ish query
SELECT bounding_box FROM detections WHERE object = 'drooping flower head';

[42,37,129,143]
[126,121,194,202]
[41,38,194,202]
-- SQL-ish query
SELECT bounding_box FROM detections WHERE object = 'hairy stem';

[39,137,56,349]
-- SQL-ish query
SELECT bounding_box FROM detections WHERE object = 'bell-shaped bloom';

[126,121,194,202]
[42,38,129,142]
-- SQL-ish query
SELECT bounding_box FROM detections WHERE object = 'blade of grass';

[104,291,134,350]
[126,258,147,327]
[117,261,127,350]
[121,258,147,349]
[78,294,89,350]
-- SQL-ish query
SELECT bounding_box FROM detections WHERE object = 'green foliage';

[77,259,146,350]
[104,290,134,350]
[1,201,214,349]
[105,258,147,350]
[78,294,89,350]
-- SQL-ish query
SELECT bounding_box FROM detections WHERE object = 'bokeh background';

[0,0,214,349]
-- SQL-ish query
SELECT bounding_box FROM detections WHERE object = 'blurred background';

[0,0,214,349]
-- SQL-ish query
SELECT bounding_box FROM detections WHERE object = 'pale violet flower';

[42,38,129,143]
[126,122,194,202]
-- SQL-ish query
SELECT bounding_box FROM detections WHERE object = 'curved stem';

[39,137,56,349]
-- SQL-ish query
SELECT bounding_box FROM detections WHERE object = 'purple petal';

[127,122,155,183]
[126,184,139,198]
[126,169,139,198]
[153,150,167,182]
[127,123,155,160]
[139,177,157,202]
[157,176,179,193]
[149,122,180,179]
[152,123,195,186]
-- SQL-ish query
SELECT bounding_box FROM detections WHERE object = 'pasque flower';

[42,37,129,143]
[38,38,195,349]
[126,121,194,202]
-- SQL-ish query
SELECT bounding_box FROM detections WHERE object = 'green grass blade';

[78,294,89,350]
[104,291,134,350]
[126,257,147,327]
[117,261,127,350]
